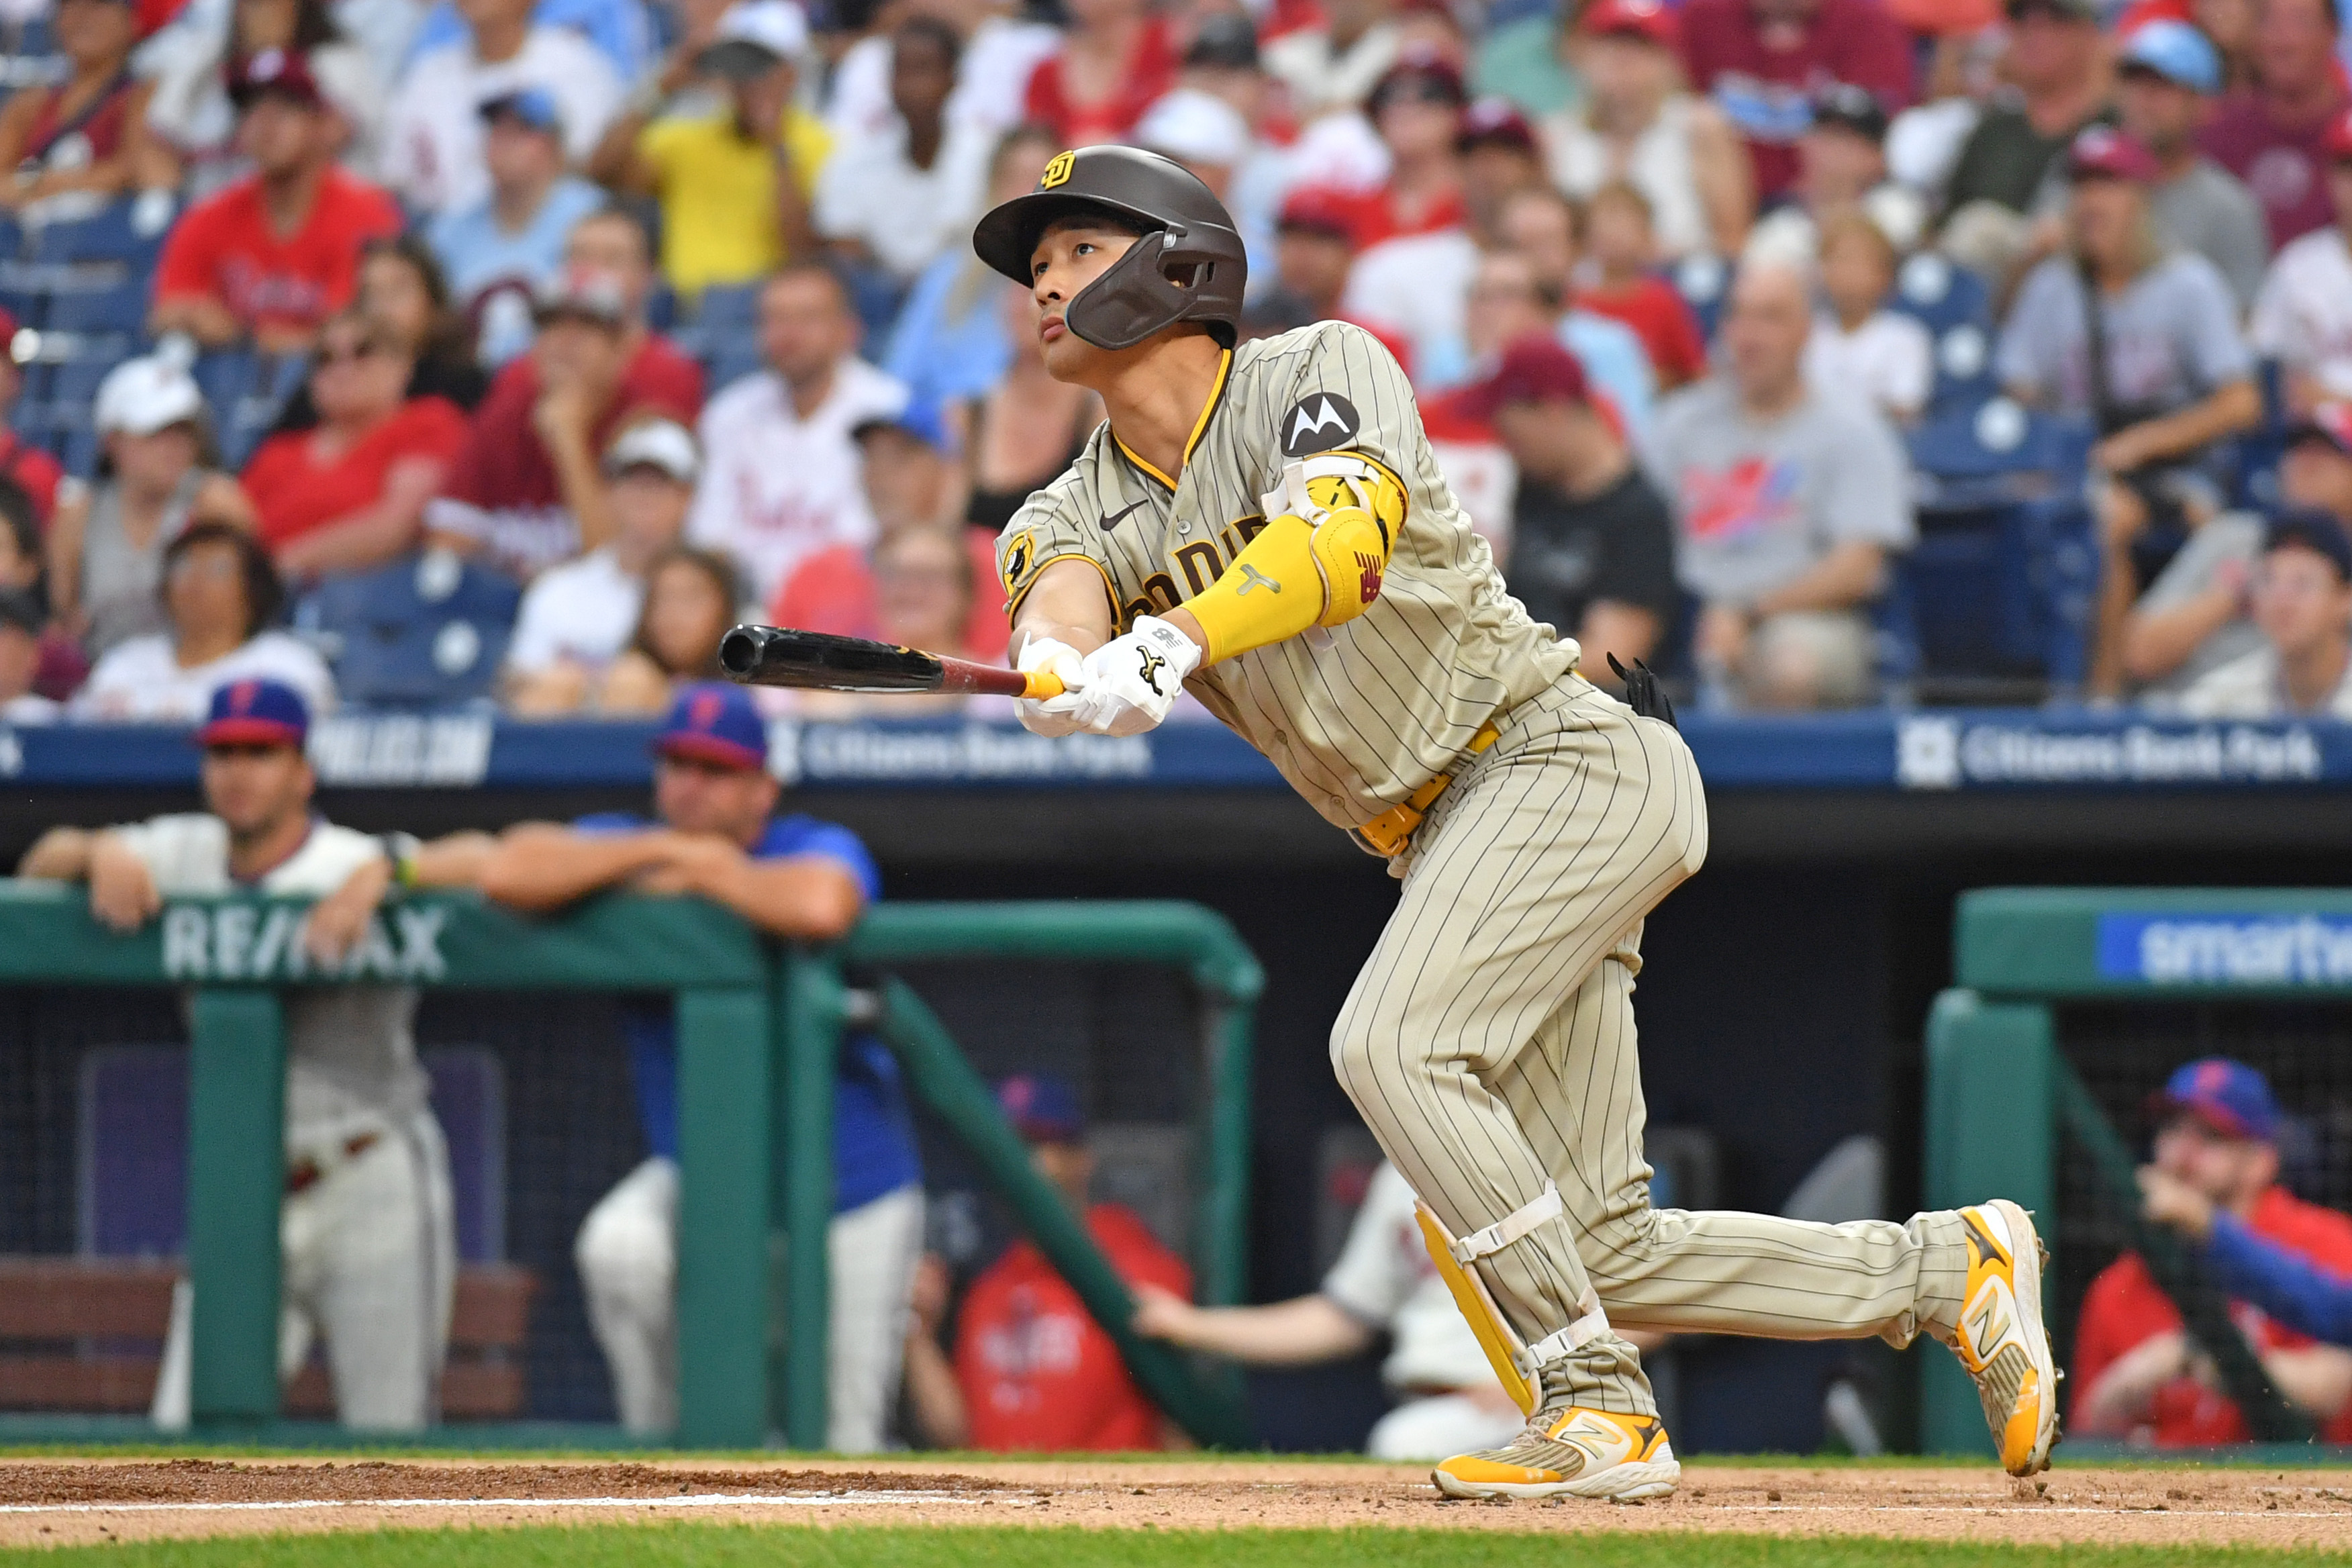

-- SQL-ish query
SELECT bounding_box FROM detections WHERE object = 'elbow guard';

[1185,453,1402,665]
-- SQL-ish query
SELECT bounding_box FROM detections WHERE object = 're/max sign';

[158,903,450,982]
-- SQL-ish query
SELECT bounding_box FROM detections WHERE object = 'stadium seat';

[1890,251,1991,336]
[195,348,309,467]
[295,548,522,709]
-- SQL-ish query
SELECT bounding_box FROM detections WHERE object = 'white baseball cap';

[703,0,809,72]
[1133,88,1253,171]
[603,418,700,482]
[95,354,206,438]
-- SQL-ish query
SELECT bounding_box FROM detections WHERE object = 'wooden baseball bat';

[718,624,1067,701]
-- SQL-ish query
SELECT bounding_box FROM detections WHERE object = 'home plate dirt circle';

[3,1457,2351,1551]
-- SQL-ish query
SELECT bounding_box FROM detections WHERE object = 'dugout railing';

[1922,887,2352,1459]
[0,884,1259,1449]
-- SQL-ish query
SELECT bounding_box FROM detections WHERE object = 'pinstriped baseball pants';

[1331,677,1972,1418]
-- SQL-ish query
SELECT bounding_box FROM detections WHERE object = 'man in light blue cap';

[2118,18,2270,307]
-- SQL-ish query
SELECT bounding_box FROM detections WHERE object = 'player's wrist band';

[377,832,423,890]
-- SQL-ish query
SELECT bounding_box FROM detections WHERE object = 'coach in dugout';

[475,681,923,1447]
[2072,1059,2352,1444]
[17,679,492,1430]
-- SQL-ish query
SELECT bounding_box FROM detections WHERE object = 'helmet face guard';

[1066,226,1238,350]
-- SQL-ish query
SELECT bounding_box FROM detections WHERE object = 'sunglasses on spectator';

[316,339,385,366]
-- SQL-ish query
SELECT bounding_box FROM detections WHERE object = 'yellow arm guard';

[1184,452,1403,665]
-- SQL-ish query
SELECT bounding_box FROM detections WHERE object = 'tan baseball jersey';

[995,320,1577,832]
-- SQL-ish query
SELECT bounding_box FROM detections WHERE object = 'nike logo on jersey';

[1279,392,1362,458]
[1099,499,1149,531]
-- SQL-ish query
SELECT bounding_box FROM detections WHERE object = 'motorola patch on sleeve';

[1279,393,1361,458]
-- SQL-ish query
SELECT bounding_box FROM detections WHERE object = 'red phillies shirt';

[153,167,403,336]
[0,429,64,527]
[1677,0,1914,199]
[243,397,469,552]
[767,530,1010,661]
[1578,276,1708,390]
[953,1203,1191,1452]
[2198,88,2352,252]
[1022,18,1178,144]
[2072,1185,2352,1446]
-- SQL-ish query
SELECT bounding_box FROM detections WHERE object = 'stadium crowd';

[0,0,2339,721]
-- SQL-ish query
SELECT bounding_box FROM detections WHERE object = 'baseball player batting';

[968,146,2057,1500]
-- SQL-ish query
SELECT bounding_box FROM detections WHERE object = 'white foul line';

[0,1491,988,1516]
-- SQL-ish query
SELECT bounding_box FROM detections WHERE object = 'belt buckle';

[1359,803,1422,857]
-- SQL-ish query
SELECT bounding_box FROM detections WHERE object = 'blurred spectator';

[591,0,828,299]
[0,0,167,213]
[959,283,1097,542]
[824,0,1061,146]
[1243,186,1361,342]
[399,0,657,89]
[382,0,621,216]
[1745,83,1926,268]
[1997,129,2259,700]
[1575,183,1710,391]
[271,237,491,433]
[1461,335,1678,672]
[595,545,740,713]
[1133,84,1254,206]
[427,89,605,368]
[1341,50,1469,248]
[0,307,68,527]
[2074,1058,2352,1444]
[2198,0,2350,251]
[477,682,920,1448]
[48,355,253,658]
[2196,0,2263,95]
[1484,192,1657,427]
[2124,405,2352,697]
[2177,507,2352,716]
[505,418,697,713]
[428,256,701,579]
[1803,212,1932,423]
[689,262,905,605]
[142,0,381,193]
[1263,0,1399,122]
[1544,0,1751,260]
[793,525,982,716]
[880,124,1055,415]
[240,308,468,581]
[1645,261,1914,709]
[0,589,53,721]
[1456,95,1545,237]
[1022,0,1177,144]
[150,48,401,352]
[1675,0,1911,203]
[2248,108,2352,412]
[2143,1144,2352,1350]
[1937,0,2109,254]
[930,1074,1191,1451]
[817,20,991,296]
[70,521,336,720]
[2116,20,2269,309]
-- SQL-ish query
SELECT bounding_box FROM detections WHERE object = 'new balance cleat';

[1948,1198,2059,1476]
[1432,1406,1679,1502]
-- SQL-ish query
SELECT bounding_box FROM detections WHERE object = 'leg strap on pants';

[1418,1181,1613,1415]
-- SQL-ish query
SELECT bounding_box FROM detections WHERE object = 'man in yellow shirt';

[589,0,832,297]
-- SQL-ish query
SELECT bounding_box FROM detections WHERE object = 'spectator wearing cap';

[688,262,908,607]
[2114,20,2270,309]
[591,1,830,299]
[71,520,335,720]
[1341,50,1472,250]
[1262,0,1400,122]
[150,49,401,352]
[1576,183,1711,391]
[815,19,991,303]
[505,416,699,712]
[1804,213,1934,423]
[47,355,254,660]
[0,589,55,722]
[2124,403,2352,697]
[477,682,924,1449]
[2198,0,2350,251]
[426,89,607,369]
[1458,96,1547,242]
[1998,127,2259,701]
[1544,0,1751,260]
[920,1073,1193,1452]
[1461,335,1679,676]
[2249,109,2352,413]
[383,0,620,215]
[1674,0,1910,204]
[1946,0,2112,219]
[2075,1058,2352,1446]
[1644,260,1914,709]
[0,0,168,215]
[2144,1118,2352,1353]
[239,307,469,581]
[142,0,382,194]
[0,307,67,530]
[1745,83,1927,269]
[1134,85,1257,208]
[1244,187,1364,340]
[1479,190,1657,428]
[2175,507,2352,716]
[1021,0,1177,144]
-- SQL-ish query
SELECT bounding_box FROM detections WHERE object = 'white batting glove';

[1012,635,1089,738]
[1069,616,1200,736]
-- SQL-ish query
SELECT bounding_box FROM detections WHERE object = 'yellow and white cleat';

[1432,1407,1679,1502]
[1949,1198,2060,1476]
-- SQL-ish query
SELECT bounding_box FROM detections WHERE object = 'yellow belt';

[1357,722,1500,857]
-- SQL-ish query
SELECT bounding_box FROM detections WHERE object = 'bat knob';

[718,626,765,679]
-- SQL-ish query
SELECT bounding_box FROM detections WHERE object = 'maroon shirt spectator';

[2198,0,2351,249]
[0,309,65,528]
[0,0,163,213]
[1022,0,1177,144]
[1677,0,1913,200]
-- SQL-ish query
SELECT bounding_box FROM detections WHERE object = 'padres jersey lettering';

[995,322,1575,830]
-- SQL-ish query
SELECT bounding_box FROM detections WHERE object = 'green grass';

[6,1528,2350,1568]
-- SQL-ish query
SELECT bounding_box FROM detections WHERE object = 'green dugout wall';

[1922,887,2352,1456]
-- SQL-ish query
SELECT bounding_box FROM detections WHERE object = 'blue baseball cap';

[653,681,768,771]
[851,396,950,452]
[2265,504,2352,584]
[2118,20,2222,95]
[195,678,309,750]
[479,87,562,134]
[2156,1057,2280,1142]
[997,1073,1085,1144]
